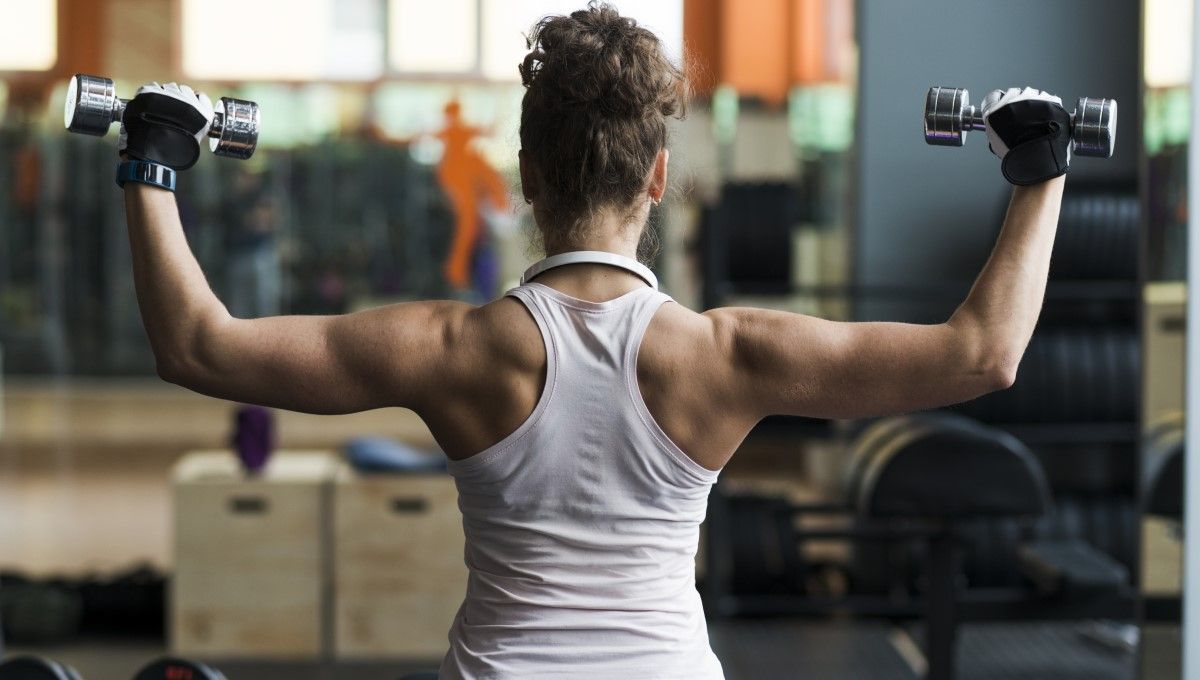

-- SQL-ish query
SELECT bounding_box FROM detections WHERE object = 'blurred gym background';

[0,0,1188,678]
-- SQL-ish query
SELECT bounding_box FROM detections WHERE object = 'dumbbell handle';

[951,104,1098,135]
[99,98,236,139]
[958,105,987,132]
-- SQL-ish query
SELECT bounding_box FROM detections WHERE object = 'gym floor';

[8,621,1135,679]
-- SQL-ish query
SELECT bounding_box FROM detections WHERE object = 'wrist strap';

[116,160,176,192]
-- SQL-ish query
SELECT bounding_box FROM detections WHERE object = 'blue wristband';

[116,160,176,192]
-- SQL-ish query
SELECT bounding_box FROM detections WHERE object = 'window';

[388,0,478,73]
[181,0,383,80]
[0,0,56,71]
[181,0,682,81]
[480,0,684,81]
[1145,0,1192,88]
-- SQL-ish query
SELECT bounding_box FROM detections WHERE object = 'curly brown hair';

[518,2,687,258]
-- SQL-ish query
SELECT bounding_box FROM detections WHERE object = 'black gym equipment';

[1144,413,1185,520]
[1141,414,1184,623]
[133,657,227,680]
[0,656,82,680]
[704,413,1137,680]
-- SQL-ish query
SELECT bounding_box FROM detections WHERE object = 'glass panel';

[0,0,56,71]
[181,0,383,80]
[388,0,478,73]
[1140,0,1190,676]
[479,0,684,81]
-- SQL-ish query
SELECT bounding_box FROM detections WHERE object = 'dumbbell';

[64,74,259,160]
[923,86,1117,158]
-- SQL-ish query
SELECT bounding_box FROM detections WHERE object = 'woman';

[115,4,1069,678]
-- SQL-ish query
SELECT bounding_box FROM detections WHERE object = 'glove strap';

[1000,132,1071,186]
[116,160,177,192]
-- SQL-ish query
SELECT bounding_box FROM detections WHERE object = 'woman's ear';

[647,149,669,204]
[519,150,538,204]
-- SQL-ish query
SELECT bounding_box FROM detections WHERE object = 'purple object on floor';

[232,405,275,474]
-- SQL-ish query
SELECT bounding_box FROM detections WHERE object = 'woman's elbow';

[155,352,197,386]
[977,349,1022,393]
[985,360,1018,392]
[154,341,217,388]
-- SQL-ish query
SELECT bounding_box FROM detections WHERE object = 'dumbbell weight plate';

[1073,97,1117,158]
[209,97,260,159]
[924,86,971,147]
[64,74,121,136]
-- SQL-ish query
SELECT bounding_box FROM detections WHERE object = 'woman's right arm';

[708,175,1064,421]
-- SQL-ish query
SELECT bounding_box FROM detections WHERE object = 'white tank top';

[439,277,725,680]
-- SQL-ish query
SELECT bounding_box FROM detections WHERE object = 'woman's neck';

[534,221,649,300]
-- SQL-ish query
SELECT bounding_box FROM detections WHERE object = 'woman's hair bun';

[520,2,685,120]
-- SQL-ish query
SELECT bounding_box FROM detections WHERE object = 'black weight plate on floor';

[0,657,78,680]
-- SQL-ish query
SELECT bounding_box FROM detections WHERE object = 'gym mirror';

[1139,0,1190,676]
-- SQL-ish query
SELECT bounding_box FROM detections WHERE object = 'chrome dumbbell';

[923,86,1117,158]
[64,73,260,160]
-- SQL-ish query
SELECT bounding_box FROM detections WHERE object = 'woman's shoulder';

[462,295,546,372]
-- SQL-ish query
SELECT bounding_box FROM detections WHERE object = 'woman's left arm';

[125,184,470,414]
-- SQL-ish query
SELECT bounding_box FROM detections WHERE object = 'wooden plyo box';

[332,470,467,659]
[171,450,338,659]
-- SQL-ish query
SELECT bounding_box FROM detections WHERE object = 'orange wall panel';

[720,0,791,105]
[683,0,721,97]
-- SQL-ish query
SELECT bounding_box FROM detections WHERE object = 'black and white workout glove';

[118,82,214,170]
[982,87,1072,186]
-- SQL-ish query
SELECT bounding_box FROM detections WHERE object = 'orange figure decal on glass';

[435,100,509,291]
